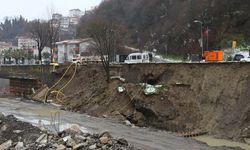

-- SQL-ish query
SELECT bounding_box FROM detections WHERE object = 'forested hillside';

[77,0,250,56]
[0,16,28,44]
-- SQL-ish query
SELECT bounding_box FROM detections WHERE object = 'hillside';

[77,0,250,56]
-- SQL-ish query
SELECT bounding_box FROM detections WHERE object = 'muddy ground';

[42,63,250,144]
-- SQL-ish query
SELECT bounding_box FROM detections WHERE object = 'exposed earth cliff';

[43,63,250,144]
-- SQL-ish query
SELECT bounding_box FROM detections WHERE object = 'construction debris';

[118,86,126,93]
[139,83,165,95]
[0,114,140,150]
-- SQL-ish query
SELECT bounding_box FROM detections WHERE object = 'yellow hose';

[44,63,77,103]
[55,63,77,102]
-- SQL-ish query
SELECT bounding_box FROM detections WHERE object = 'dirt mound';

[45,63,250,143]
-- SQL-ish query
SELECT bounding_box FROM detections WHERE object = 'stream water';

[194,136,250,150]
[0,97,246,150]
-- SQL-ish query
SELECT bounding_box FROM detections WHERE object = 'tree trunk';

[38,49,42,61]
[50,47,53,63]
[15,58,18,64]
[106,72,110,83]
[106,64,110,83]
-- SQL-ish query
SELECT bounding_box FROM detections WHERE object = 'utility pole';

[194,20,203,57]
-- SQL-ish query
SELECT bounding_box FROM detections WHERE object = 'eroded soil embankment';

[52,63,250,142]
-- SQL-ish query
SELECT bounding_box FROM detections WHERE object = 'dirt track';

[43,63,250,144]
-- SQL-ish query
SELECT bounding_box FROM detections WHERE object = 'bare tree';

[48,19,60,62]
[47,5,60,62]
[28,19,49,62]
[87,19,122,83]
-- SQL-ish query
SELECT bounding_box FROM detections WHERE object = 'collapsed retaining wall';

[0,65,56,95]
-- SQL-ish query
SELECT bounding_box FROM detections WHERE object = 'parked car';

[42,60,51,65]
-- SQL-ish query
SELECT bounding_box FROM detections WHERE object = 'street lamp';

[194,20,203,57]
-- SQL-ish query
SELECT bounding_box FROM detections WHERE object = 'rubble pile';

[0,114,140,150]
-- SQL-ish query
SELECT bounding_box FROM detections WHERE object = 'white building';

[69,16,80,25]
[60,17,70,30]
[17,36,51,61]
[55,39,92,64]
[52,13,63,20]
[17,36,37,49]
[69,9,83,17]
[0,42,16,51]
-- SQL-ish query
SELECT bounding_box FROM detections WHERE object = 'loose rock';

[73,143,86,150]
[0,140,12,150]
[0,115,140,150]
[35,133,47,144]
[89,144,97,149]
[1,125,7,131]
[118,138,128,146]
[15,141,24,150]
[57,144,66,150]
[99,136,110,144]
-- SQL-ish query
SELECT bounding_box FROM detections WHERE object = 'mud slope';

[56,63,250,141]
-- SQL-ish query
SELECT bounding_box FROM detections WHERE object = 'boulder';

[0,140,12,150]
[89,144,97,149]
[74,135,87,143]
[124,120,132,126]
[35,134,47,144]
[99,131,112,138]
[56,144,66,150]
[66,137,76,147]
[99,136,110,144]
[73,143,86,150]
[15,142,24,150]
[63,124,82,135]
[63,135,72,142]
[1,125,7,131]
[102,145,108,150]
[13,130,23,134]
[117,138,128,146]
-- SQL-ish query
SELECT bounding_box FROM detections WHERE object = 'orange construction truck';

[203,50,224,61]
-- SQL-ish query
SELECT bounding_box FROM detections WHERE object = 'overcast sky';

[0,0,102,21]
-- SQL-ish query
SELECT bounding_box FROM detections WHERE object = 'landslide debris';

[0,114,139,150]
[41,63,250,144]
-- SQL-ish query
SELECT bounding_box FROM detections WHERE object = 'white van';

[124,52,153,64]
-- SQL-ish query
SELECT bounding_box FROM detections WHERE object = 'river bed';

[0,97,245,150]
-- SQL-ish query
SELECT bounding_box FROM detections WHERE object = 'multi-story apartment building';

[60,17,70,30]
[69,9,83,17]
[52,13,63,20]
[0,42,15,50]
[55,39,91,64]
[17,36,37,50]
